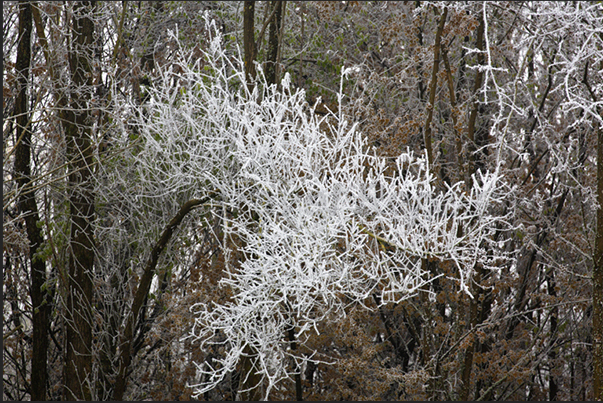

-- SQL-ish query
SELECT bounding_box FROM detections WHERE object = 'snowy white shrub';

[109,20,509,400]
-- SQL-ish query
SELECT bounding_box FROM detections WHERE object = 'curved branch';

[113,194,216,400]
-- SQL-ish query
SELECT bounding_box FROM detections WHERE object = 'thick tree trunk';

[265,1,284,87]
[458,13,486,401]
[62,2,97,400]
[14,2,51,400]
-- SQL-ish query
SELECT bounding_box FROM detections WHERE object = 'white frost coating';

[115,19,508,400]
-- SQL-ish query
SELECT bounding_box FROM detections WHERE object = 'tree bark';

[287,324,302,401]
[62,2,97,400]
[547,269,559,401]
[13,2,51,400]
[458,12,486,401]
[594,122,603,400]
[265,1,284,87]
[243,1,256,92]
[423,6,447,170]
[465,14,485,187]
[441,47,464,182]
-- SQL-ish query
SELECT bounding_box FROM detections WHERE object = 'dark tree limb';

[244,1,256,91]
[13,2,51,400]
[458,12,486,401]
[593,85,603,403]
[113,195,215,400]
[265,1,284,87]
[423,6,447,170]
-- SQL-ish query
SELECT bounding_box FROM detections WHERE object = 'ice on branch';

[114,20,509,400]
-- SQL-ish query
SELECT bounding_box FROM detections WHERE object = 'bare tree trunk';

[458,12,486,401]
[244,1,256,91]
[423,6,447,170]
[465,14,485,188]
[594,122,603,400]
[62,2,97,400]
[265,1,284,87]
[13,2,51,400]
[547,267,559,400]
[286,324,302,401]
